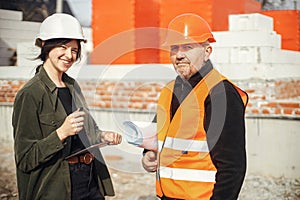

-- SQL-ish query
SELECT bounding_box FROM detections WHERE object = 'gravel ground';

[0,144,299,200]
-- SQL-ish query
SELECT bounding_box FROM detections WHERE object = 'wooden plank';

[0,9,22,21]
[0,29,37,40]
[0,19,40,31]
[0,38,34,48]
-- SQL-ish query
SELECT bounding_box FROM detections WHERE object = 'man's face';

[170,43,211,80]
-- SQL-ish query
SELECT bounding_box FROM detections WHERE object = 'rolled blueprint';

[123,121,157,151]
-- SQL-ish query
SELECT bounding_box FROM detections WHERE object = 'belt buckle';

[83,153,94,164]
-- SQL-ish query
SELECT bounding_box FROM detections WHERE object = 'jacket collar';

[38,66,75,93]
[37,66,76,111]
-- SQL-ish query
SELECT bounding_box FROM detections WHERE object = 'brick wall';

[0,80,26,103]
[1,78,300,119]
[80,80,162,110]
[240,79,300,118]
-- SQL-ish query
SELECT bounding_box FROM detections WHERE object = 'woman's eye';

[60,45,67,49]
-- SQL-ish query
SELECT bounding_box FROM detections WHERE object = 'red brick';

[105,102,111,108]
[116,97,129,102]
[133,92,148,97]
[0,85,9,90]
[102,96,112,101]
[262,109,270,114]
[138,87,152,92]
[251,109,260,114]
[246,102,253,107]
[283,109,293,115]
[274,108,281,115]
[11,84,20,89]
[251,95,266,100]
[7,98,14,102]
[148,93,158,98]
[155,87,162,92]
[6,93,15,98]
[278,102,300,108]
[275,81,283,86]
[145,99,157,103]
[263,102,278,108]
[245,89,255,93]
[129,97,143,103]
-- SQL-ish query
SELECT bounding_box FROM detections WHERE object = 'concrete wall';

[246,118,300,178]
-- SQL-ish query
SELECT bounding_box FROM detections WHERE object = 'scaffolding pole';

[56,0,63,13]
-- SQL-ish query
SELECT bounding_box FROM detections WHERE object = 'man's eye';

[184,45,193,49]
[170,46,178,51]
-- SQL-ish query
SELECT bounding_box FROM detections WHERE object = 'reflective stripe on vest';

[159,166,216,182]
[158,137,209,153]
[156,68,248,199]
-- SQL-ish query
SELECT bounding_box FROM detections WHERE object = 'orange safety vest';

[156,68,248,200]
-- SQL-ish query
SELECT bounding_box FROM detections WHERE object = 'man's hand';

[100,131,122,145]
[142,151,158,172]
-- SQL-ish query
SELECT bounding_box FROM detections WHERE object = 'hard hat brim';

[35,37,87,48]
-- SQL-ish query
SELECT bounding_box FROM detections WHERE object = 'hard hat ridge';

[163,13,216,46]
[35,13,87,47]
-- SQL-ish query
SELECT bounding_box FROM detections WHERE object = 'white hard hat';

[35,13,87,47]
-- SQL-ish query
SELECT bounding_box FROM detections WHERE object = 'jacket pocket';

[39,113,64,137]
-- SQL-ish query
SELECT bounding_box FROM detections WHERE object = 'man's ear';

[204,45,212,61]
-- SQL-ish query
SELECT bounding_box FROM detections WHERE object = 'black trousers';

[69,162,104,200]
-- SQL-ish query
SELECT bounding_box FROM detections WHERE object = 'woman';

[12,13,122,200]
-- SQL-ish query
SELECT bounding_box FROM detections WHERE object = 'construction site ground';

[0,143,299,200]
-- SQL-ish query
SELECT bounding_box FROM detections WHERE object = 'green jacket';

[12,67,114,200]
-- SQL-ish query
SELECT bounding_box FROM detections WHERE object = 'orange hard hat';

[163,13,216,46]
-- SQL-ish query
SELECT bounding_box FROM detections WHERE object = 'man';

[142,13,248,199]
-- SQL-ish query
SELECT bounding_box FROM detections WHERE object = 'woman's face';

[44,39,79,73]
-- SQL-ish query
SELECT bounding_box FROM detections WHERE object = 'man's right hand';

[142,151,158,172]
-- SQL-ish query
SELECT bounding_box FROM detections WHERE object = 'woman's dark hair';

[35,38,81,73]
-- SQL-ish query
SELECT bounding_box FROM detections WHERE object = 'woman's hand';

[56,108,85,141]
[100,131,122,145]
